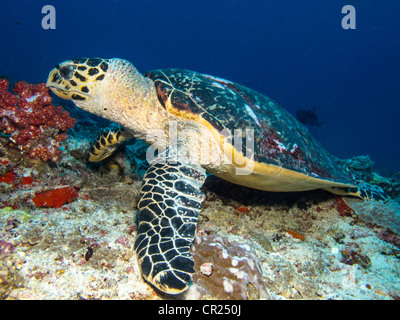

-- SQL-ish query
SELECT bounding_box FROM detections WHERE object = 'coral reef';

[1,86,400,300]
[186,234,270,300]
[0,259,22,299]
[1,161,400,299]
[344,197,400,235]
[339,155,400,199]
[335,196,354,217]
[340,155,375,180]
[341,244,371,269]
[0,79,76,162]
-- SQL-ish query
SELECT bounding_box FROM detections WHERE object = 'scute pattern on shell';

[145,69,354,184]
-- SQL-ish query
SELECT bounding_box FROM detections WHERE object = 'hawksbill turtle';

[46,57,387,294]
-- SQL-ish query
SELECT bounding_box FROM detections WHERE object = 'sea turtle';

[46,57,386,294]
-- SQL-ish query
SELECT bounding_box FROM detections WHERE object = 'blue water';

[1,0,399,171]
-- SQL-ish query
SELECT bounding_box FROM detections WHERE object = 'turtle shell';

[145,68,355,191]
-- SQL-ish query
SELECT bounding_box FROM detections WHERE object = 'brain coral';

[187,234,270,300]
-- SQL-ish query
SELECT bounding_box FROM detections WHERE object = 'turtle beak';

[47,63,72,99]
[46,67,73,100]
[47,61,85,100]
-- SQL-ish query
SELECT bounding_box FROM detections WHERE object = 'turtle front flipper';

[89,123,133,162]
[134,150,206,294]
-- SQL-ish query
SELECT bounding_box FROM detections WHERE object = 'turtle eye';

[59,65,76,80]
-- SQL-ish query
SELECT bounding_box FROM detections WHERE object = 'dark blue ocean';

[1,0,399,172]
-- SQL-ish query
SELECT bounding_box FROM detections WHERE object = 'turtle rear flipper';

[324,182,388,202]
[89,124,133,162]
[134,150,206,294]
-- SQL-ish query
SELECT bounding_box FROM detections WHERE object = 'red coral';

[0,171,15,184]
[378,229,400,248]
[32,187,79,208]
[21,176,38,186]
[0,91,18,109]
[8,109,28,126]
[0,79,9,92]
[287,229,305,241]
[236,205,250,213]
[334,196,354,217]
[29,144,62,162]
[0,159,10,165]
[13,81,32,99]
[55,133,67,142]
[0,79,76,162]
[13,125,41,145]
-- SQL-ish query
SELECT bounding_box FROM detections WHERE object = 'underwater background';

[1,0,400,302]
[0,0,399,172]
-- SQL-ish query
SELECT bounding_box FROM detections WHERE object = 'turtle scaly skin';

[47,58,387,294]
[135,148,206,293]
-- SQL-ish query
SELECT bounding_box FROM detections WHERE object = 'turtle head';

[47,57,109,102]
[47,57,152,126]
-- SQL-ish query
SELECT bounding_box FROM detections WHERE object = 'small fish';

[85,247,94,261]
[15,21,22,26]
[296,107,324,128]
